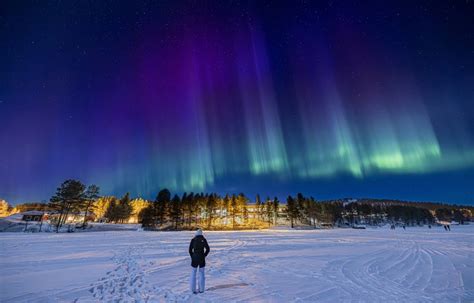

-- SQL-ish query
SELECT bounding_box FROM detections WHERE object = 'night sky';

[1,1,474,205]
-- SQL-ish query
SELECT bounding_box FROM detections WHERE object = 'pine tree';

[453,209,466,224]
[307,197,320,227]
[104,199,115,222]
[117,193,132,223]
[195,193,203,226]
[263,197,270,222]
[236,193,248,227]
[272,197,279,225]
[255,194,262,221]
[217,195,225,226]
[82,185,100,228]
[181,192,189,227]
[286,195,297,228]
[104,197,118,223]
[238,193,248,225]
[49,179,86,232]
[296,193,307,225]
[185,192,195,228]
[156,189,171,227]
[206,194,218,228]
[265,200,273,227]
[223,194,230,227]
[170,194,182,229]
[139,206,154,228]
[230,194,238,229]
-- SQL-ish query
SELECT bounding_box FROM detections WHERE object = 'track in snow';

[1,226,472,302]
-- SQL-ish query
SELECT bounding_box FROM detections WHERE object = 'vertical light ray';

[58,19,474,199]
[237,28,289,175]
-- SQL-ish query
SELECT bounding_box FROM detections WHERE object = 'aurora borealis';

[1,1,474,204]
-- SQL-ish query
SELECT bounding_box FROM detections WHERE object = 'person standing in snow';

[189,228,210,294]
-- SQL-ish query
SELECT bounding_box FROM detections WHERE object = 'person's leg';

[198,266,205,292]
[190,267,197,293]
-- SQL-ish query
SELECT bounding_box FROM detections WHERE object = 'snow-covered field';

[1,226,473,302]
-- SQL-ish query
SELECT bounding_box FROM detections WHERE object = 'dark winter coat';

[189,235,210,268]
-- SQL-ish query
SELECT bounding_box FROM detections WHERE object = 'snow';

[0,225,473,302]
[0,217,143,233]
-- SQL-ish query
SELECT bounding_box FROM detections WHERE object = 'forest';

[1,179,472,232]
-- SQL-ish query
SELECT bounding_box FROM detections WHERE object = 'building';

[21,211,44,222]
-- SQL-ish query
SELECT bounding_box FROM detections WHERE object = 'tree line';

[139,189,277,230]
[0,179,472,231]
